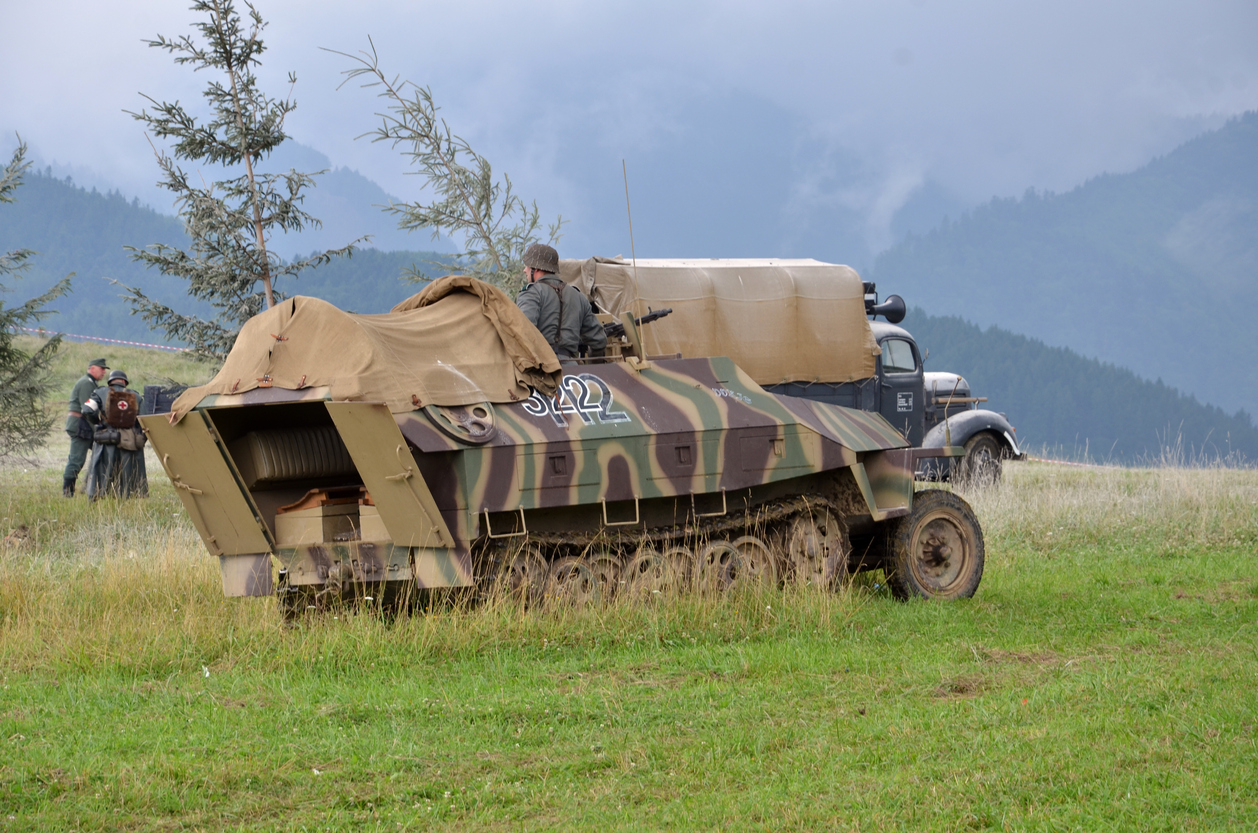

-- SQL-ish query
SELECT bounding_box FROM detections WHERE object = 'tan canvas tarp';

[558,257,879,384]
[172,276,562,419]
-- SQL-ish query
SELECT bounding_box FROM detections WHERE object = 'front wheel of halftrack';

[955,433,1003,488]
[884,489,984,601]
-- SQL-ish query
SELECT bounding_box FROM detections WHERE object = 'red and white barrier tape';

[12,327,191,353]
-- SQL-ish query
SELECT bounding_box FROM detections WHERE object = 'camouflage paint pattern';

[143,355,920,597]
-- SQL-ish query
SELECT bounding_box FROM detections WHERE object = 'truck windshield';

[881,339,917,373]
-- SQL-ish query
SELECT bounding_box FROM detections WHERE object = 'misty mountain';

[905,308,1258,463]
[6,155,1254,463]
[261,143,457,258]
[0,171,445,343]
[871,111,1258,420]
[14,139,453,260]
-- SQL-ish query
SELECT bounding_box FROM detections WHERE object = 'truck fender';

[918,410,1024,479]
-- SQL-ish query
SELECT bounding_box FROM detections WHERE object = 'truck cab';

[765,291,1024,483]
[871,321,926,447]
[556,258,1023,485]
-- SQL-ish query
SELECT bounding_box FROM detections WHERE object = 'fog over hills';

[0,171,445,343]
[7,1,1256,272]
[11,141,453,260]
[872,112,1258,420]
[904,309,1258,463]
[3,126,1256,461]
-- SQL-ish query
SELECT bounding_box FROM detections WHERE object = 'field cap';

[88,357,109,369]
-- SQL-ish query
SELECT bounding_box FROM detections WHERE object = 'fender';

[918,409,1024,479]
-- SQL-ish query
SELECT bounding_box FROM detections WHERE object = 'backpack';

[104,389,139,429]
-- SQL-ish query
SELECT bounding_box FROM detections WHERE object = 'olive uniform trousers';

[64,434,93,480]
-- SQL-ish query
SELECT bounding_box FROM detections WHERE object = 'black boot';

[62,476,76,498]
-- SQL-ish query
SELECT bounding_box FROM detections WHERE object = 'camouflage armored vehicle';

[141,276,984,613]
[558,257,1024,485]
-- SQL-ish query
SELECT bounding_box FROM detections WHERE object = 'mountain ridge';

[872,111,1258,419]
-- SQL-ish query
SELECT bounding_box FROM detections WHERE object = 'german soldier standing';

[515,243,607,360]
[63,357,108,497]
[82,369,148,501]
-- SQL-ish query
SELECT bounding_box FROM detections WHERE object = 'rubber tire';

[955,432,1003,488]
[884,489,984,601]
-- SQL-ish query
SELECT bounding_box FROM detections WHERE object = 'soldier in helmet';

[63,357,109,497]
[515,243,607,360]
[81,369,148,500]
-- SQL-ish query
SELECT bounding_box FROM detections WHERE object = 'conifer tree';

[333,41,563,296]
[0,139,71,456]
[124,0,360,360]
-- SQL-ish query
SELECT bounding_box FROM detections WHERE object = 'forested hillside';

[0,172,443,342]
[906,308,1258,463]
[873,112,1258,421]
[5,157,1254,463]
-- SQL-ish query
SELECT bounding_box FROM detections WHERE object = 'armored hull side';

[143,355,983,608]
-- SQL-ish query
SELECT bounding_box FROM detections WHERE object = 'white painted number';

[523,374,631,427]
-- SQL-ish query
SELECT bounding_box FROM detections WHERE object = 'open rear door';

[141,411,273,557]
[325,402,455,548]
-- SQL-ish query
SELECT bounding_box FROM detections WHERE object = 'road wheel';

[623,547,670,601]
[493,543,549,606]
[731,535,779,588]
[697,541,741,593]
[662,545,697,594]
[786,506,847,588]
[885,489,984,601]
[588,551,624,599]
[955,433,1003,488]
[547,557,600,607]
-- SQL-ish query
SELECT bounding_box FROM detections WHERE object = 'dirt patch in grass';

[982,647,1059,666]
[1171,580,1256,604]
[934,676,985,699]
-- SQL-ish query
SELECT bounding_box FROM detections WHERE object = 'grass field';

[15,334,217,399]
[2,429,1257,830]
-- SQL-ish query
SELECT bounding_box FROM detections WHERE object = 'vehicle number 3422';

[522,374,631,427]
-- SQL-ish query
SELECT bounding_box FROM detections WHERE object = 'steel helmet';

[522,243,559,274]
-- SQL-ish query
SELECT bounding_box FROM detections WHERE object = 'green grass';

[17,334,217,398]
[2,455,1257,831]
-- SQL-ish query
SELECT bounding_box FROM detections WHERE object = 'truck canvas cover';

[170,276,562,419]
[559,257,879,385]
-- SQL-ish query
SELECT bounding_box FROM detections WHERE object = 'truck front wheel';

[955,432,1003,487]
[884,489,984,601]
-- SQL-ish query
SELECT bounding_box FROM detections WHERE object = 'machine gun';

[604,307,673,339]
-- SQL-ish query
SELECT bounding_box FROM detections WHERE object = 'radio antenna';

[622,159,639,286]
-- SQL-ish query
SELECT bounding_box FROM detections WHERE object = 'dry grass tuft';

[963,460,1258,556]
[2,456,1256,676]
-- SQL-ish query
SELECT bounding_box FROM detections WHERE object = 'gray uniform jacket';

[516,275,608,359]
[65,374,97,434]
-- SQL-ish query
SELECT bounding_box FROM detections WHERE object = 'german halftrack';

[141,276,985,613]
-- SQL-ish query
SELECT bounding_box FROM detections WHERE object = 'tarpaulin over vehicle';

[558,257,879,384]
[171,276,562,420]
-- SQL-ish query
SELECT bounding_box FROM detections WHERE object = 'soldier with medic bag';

[81,369,148,500]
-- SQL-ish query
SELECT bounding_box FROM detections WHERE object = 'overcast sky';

[3,0,1256,264]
